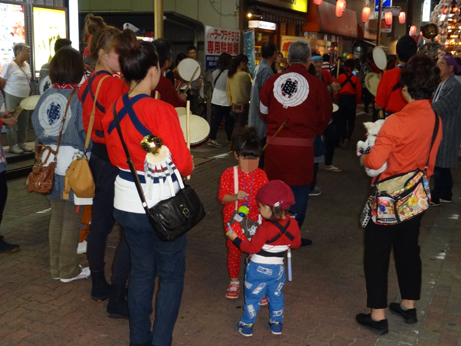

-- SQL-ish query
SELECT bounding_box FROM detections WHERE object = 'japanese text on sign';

[205,26,240,69]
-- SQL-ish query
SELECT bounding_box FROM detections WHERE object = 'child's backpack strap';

[266,219,294,243]
[233,165,238,211]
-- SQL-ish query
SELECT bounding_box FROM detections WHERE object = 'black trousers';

[432,166,453,203]
[364,214,423,309]
[0,171,6,227]
[337,95,357,144]
[87,153,131,286]
[324,121,336,166]
[209,105,234,142]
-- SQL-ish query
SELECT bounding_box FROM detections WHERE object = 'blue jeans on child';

[241,261,286,325]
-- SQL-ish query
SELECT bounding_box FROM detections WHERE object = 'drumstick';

[13,106,24,119]
[154,91,160,100]
[262,118,289,151]
[336,59,340,79]
[185,67,200,91]
[186,100,191,180]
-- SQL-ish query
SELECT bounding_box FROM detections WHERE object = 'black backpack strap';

[266,219,294,243]
[340,73,356,89]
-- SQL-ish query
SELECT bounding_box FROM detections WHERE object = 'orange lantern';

[384,11,392,25]
[336,0,346,18]
[314,0,323,5]
[409,25,417,36]
[362,6,371,23]
[399,11,406,24]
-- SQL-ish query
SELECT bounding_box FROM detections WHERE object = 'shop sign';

[0,3,25,75]
[252,0,308,13]
[243,29,256,76]
[374,0,392,15]
[205,26,240,70]
[33,7,67,72]
[381,18,391,33]
[248,20,276,30]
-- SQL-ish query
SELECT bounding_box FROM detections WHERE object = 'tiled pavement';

[1,112,461,346]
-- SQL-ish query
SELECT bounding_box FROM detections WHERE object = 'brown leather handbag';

[28,90,76,194]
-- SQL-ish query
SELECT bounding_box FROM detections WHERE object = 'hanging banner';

[243,29,255,76]
[205,26,240,70]
[0,3,25,75]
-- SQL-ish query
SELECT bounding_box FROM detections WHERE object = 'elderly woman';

[430,55,461,205]
[0,43,33,154]
[356,54,442,335]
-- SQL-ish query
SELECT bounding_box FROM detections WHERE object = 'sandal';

[324,166,342,173]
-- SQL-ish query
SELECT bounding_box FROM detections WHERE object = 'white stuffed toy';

[356,119,387,177]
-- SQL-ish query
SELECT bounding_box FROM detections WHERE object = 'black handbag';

[112,102,205,242]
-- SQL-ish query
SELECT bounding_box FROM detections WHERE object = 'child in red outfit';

[218,127,268,299]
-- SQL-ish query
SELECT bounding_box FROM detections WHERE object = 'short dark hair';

[115,29,159,83]
[216,53,232,70]
[228,54,248,78]
[396,35,417,63]
[54,39,72,53]
[261,41,277,59]
[400,54,440,100]
[153,38,172,68]
[187,45,196,53]
[49,47,84,84]
[322,54,329,62]
[232,127,262,157]
[344,59,355,69]
[308,63,316,76]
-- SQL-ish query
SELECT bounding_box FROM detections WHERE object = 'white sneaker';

[18,143,33,152]
[9,145,24,154]
[77,240,87,254]
[60,266,91,283]
[207,139,222,148]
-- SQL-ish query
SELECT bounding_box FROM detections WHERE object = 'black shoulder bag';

[112,102,205,242]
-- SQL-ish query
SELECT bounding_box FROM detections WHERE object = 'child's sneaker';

[236,321,253,337]
[226,281,240,299]
[260,296,268,306]
[268,319,283,335]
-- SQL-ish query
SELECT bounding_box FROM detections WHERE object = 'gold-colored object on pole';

[141,135,163,154]
[377,0,383,46]
[154,0,164,39]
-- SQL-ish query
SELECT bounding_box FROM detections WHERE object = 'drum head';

[178,114,210,147]
[39,76,52,95]
[333,104,339,113]
[175,107,187,117]
[20,95,41,110]
[177,58,201,82]
[373,46,387,70]
[365,73,381,96]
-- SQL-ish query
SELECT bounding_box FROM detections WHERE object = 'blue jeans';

[241,262,286,324]
[288,184,310,228]
[114,209,187,346]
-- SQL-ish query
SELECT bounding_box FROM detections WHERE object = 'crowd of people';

[2,12,461,344]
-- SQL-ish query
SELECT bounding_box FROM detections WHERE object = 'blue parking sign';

[375,0,392,11]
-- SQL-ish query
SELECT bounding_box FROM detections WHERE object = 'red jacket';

[259,64,332,185]
[151,74,186,108]
[337,72,362,104]
[79,71,129,144]
[375,67,407,113]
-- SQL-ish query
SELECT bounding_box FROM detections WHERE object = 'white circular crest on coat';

[38,93,72,137]
[39,76,52,95]
[273,72,309,108]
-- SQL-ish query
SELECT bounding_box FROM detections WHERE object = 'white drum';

[373,46,387,71]
[365,73,381,96]
[177,58,201,82]
[175,107,187,117]
[333,103,339,113]
[20,95,41,110]
[178,114,210,148]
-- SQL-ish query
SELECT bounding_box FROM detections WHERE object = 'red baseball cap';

[256,180,295,209]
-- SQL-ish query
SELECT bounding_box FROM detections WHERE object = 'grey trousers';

[49,198,83,279]
[4,92,30,147]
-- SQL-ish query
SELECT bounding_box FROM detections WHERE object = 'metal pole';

[376,0,383,46]
[154,0,164,39]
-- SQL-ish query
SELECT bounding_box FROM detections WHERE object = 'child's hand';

[226,230,238,241]
[236,190,248,201]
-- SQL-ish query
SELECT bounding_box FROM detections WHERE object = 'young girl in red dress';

[218,127,268,299]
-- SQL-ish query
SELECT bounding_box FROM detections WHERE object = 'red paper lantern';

[384,11,393,25]
[336,0,346,18]
[399,11,406,24]
[409,25,417,36]
[314,0,323,5]
[362,6,371,23]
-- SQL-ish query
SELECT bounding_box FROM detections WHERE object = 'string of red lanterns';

[335,0,346,18]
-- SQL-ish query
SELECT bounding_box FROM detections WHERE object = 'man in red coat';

[152,39,187,108]
[259,40,332,240]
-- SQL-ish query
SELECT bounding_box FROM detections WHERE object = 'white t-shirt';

[211,69,229,107]
[0,61,32,98]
